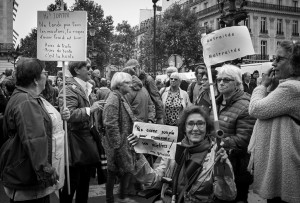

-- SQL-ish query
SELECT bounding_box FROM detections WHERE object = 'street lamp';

[152,0,159,76]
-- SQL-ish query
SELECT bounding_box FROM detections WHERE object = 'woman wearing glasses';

[128,105,236,203]
[161,72,191,128]
[215,64,256,203]
[248,41,300,203]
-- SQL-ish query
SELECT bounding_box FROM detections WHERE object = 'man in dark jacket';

[124,59,164,124]
[242,72,256,95]
[58,61,103,203]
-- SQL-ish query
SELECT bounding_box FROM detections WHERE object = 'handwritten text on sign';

[133,122,178,159]
[201,26,255,66]
[37,11,87,61]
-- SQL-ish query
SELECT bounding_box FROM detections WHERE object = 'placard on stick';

[201,26,255,66]
[133,122,178,159]
[37,11,87,61]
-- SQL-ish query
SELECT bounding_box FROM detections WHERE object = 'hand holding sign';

[132,122,178,159]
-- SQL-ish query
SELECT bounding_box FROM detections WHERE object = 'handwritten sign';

[133,122,178,159]
[201,26,255,66]
[37,11,87,61]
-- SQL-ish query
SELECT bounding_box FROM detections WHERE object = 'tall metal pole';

[153,0,158,76]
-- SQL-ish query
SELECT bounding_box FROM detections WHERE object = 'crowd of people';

[0,40,299,203]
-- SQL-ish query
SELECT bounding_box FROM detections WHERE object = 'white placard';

[37,11,87,61]
[201,26,255,66]
[133,122,178,159]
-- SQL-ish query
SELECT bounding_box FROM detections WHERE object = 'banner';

[201,26,255,66]
[37,11,87,61]
[133,122,178,159]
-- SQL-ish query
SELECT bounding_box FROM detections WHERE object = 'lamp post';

[88,24,98,67]
[152,0,159,76]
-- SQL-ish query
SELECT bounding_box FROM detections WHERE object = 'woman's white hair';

[170,72,181,82]
[216,64,243,90]
[111,72,132,90]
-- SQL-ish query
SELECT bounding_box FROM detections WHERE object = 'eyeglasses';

[186,121,206,130]
[170,78,178,81]
[273,56,289,63]
[201,78,208,82]
[216,78,234,83]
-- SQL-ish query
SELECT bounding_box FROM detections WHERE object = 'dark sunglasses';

[216,78,234,83]
[170,78,178,81]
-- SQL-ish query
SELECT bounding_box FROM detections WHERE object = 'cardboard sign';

[201,26,255,66]
[133,122,178,159]
[37,11,87,61]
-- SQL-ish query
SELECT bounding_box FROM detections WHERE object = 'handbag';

[68,129,100,166]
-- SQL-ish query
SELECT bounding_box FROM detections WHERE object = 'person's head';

[169,72,181,88]
[216,64,243,97]
[125,59,140,76]
[3,78,15,96]
[107,79,111,88]
[122,67,136,76]
[200,69,217,91]
[252,70,259,79]
[68,61,90,82]
[5,69,13,77]
[243,72,251,83]
[15,57,47,94]
[88,79,96,92]
[155,79,163,90]
[273,40,300,80]
[100,78,107,87]
[166,67,178,78]
[110,72,132,95]
[195,65,206,84]
[92,69,101,78]
[55,76,63,87]
[178,105,213,145]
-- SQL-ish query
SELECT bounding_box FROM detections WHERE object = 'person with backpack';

[124,59,164,124]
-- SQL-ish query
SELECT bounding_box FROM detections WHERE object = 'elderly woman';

[103,72,138,203]
[0,57,70,203]
[128,105,236,203]
[248,41,300,203]
[215,64,256,203]
[160,72,191,126]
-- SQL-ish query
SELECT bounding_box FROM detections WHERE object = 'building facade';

[187,0,300,62]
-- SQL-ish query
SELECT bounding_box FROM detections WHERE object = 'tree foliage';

[139,4,203,73]
[110,21,136,68]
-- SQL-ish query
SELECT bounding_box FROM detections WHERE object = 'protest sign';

[133,122,178,159]
[201,26,255,66]
[37,11,87,61]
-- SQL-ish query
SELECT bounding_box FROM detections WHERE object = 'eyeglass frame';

[216,77,235,83]
[185,121,206,130]
[273,55,289,63]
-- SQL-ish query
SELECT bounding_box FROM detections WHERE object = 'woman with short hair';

[248,41,300,203]
[215,64,256,203]
[0,57,70,203]
[103,72,138,203]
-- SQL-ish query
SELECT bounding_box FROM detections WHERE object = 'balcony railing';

[292,33,300,36]
[246,1,300,13]
[260,30,268,34]
[244,54,269,61]
[276,31,284,35]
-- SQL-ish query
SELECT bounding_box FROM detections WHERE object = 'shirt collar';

[74,77,93,96]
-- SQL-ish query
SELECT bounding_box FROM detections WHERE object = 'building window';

[277,41,281,46]
[261,0,266,3]
[244,16,251,32]
[277,19,283,35]
[293,20,299,36]
[278,0,282,6]
[261,40,267,58]
[294,1,298,7]
[260,17,267,33]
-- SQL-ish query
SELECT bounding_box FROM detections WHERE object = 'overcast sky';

[14,0,161,45]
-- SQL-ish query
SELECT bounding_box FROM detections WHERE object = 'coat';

[161,87,191,109]
[248,78,300,203]
[215,89,256,186]
[102,90,137,173]
[0,87,53,190]
[125,75,155,123]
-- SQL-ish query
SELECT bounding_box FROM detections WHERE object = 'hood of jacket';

[131,75,143,91]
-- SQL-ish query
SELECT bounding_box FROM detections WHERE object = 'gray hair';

[216,64,243,90]
[170,72,182,82]
[111,72,132,90]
